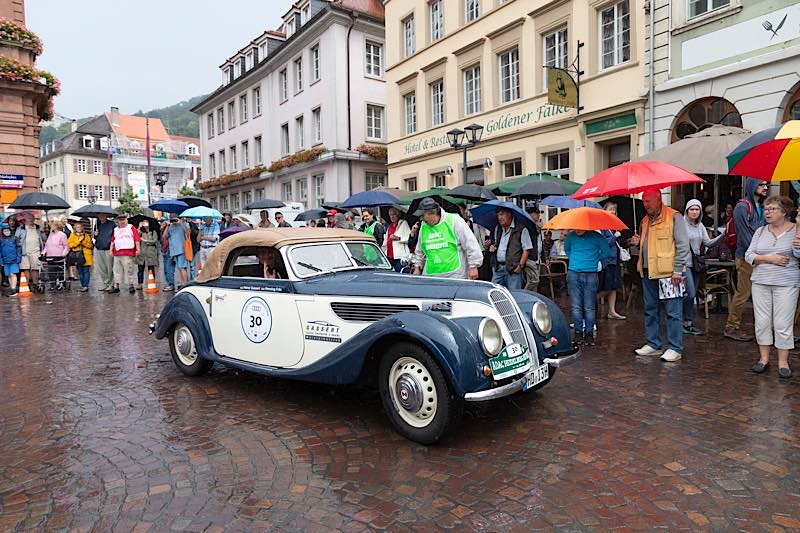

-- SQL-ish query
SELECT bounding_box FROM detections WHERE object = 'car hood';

[294,270,496,301]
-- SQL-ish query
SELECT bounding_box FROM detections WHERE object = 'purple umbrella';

[219,225,250,240]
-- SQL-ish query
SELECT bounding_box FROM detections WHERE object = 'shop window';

[671,97,742,142]
[544,150,570,179]
[607,141,630,168]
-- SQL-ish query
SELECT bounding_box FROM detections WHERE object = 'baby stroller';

[34,256,71,292]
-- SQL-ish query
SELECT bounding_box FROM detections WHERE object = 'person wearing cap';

[523,202,544,292]
[110,214,140,294]
[167,214,190,288]
[412,198,483,279]
[326,210,338,228]
[359,209,385,248]
[258,211,274,229]
[93,212,116,291]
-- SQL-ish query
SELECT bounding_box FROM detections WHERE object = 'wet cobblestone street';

[1,289,799,531]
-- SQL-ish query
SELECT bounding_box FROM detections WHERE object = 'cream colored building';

[386,0,647,191]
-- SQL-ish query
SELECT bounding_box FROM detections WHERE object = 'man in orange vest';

[630,188,690,362]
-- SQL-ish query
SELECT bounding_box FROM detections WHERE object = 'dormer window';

[259,43,267,60]
[130,140,141,152]
[100,137,109,150]
[82,136,94,149]
[239,56,246,75]
[234,62,241,78]
[301,5,310,24]
[246,50,254,70]
[223,67,231,85]
[187,144,198,156]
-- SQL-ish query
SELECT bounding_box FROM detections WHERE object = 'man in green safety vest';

[359,209,385,248]
[412,197,483,279]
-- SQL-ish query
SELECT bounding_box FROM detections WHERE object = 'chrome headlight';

[532,302,552,336]
[478,318,502,357]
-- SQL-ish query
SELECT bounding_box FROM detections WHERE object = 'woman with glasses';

[745,196,800,378]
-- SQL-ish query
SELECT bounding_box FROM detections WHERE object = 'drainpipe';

[648,0,655,153]
[346,12,358,196]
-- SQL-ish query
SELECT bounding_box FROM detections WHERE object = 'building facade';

[193,0,386,212]
[39,108,201,213]
[643,0,800,207]
[0,0,57,208]
[385,0,647,192]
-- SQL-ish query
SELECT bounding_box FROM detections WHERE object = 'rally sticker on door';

[241,296,273,343]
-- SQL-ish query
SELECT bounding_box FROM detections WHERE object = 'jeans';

[682,269,697,326]
[78,265,90,289]
[137,264,156,284]
[642,274,684,353]
[389,258,402,272]
[567,270,598,335]
[162,253,174,288]
[492,264,524,290]
[189,251,199,281]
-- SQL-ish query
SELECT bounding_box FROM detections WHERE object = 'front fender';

[509,290,572,361]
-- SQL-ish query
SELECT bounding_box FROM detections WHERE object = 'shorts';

[3,264,19,276]
[20,253,41,271]
[172,254,189,269]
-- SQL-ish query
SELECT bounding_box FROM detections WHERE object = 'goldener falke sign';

[401,104,571,157]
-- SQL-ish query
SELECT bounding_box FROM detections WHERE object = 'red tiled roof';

[105,113,169,142]
[169,135,200,145]
[330,0,384,20]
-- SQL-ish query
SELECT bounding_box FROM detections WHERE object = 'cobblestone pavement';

[1,288,799,532]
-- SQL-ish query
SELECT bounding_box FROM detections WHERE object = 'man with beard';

[724,179,768,341]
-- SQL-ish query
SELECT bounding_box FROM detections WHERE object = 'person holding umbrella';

[197,216,220,270]
[412,198,482,280]
[15,213,43,287]
[488,206,534,290]
[630,189,690,362]
[93,212,116,292]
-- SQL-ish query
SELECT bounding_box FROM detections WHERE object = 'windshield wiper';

[351,256,369,267]
[298,261,323,272]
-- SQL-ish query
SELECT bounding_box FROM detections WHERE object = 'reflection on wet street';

[1,290,799,531]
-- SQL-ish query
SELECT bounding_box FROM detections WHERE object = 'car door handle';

[214,294,226,301]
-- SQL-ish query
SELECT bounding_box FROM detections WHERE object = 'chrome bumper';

[464,344,581,402]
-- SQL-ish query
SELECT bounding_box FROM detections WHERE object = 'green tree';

[177,184,200,197]
[117,185,143,216]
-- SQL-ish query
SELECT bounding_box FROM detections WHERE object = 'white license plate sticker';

[523,365,549,392]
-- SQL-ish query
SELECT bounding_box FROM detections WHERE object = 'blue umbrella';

[338,190,400,209]
[470,200,537,234]
[180,206,223,219]
[149,199,189,213]
[540,195,601,209]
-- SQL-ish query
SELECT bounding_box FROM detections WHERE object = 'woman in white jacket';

[385,207,410,271]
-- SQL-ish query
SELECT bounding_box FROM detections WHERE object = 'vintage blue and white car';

[150,228,580,444]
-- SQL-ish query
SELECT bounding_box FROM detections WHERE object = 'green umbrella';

[489,172,580,196]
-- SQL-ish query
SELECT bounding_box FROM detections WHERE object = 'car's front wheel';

[169,323,213,376]
[379,342,462,444]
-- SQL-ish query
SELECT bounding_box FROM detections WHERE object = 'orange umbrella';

[543,207,628,231]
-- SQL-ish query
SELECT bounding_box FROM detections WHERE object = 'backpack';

[724,199,753,253]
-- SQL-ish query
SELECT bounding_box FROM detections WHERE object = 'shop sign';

[0,174,24,189]
[401,104,571,158]
[547,67,578,108]
[585,112,637,136]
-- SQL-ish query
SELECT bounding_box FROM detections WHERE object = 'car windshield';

[289,242,390,277]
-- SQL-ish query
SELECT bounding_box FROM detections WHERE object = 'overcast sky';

[27,1,283,119]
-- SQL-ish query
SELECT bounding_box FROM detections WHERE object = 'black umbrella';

[510,180,570,199]
[448,184,496,202]
[246,199,285,210]
[321,201,341,210]
[406,195,462,221]
[129,213,161,237]
[9,192,70,211]
[295,208,327,222]
[72,204,119,218]
[178,197,212,208]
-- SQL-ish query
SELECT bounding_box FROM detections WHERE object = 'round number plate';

[240,296,273,344]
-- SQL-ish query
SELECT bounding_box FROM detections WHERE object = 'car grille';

[489,289,528,349]
[331,302,419,322]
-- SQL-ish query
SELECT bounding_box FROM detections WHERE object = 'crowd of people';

[2,178,797,378]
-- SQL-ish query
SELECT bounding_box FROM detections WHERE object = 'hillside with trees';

[40,94,207,145]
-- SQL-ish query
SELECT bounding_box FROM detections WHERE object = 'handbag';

[617,243,631,262]
[67,235,86,267]
[691,243,707,274]
[183,229,194,262]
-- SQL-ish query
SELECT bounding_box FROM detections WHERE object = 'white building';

[193,0,387,212]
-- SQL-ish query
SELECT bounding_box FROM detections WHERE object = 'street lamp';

[448,123,484,184]
[154,171,169,193]
[87,194,98,205]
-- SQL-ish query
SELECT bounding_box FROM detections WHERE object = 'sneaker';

[683,325,703,336]
[660,349,682,362]
[128,286,136,294]
[109,287,120,294]
[162,286,174,292]
[778,367,792,379]
[635,345,664,356]
[79,287,89,292]
[585,333,596,346]
[724,330,753,342]
[136,284,143,291]
[8,290,17,298]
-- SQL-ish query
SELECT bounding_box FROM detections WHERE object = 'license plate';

[489,343,531,380]
[523,365,549,392]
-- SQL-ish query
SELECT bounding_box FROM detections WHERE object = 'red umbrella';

[572,161,704,199]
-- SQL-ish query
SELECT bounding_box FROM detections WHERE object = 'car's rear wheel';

[169,323,213,376]
[379,342,462,444]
